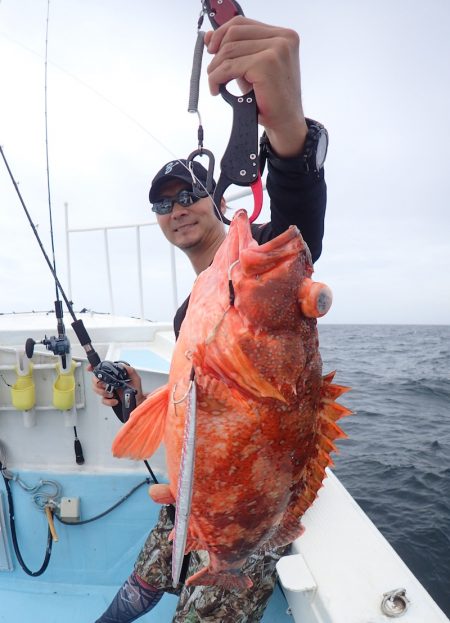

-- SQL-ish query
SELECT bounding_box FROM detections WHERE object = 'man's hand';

[88,363,146,408]
[205,16,308,158]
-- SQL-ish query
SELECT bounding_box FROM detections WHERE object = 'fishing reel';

[24,330,83,465]
[25,335,71,359]
[25,334,71,371]
[25,302,71,361]
[92,360,137,423]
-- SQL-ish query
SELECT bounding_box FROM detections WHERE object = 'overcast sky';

[1,0,449,324]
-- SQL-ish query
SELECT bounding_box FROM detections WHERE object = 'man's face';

[154,179,223,251]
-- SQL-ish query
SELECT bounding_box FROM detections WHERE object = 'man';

[94,15,327,623]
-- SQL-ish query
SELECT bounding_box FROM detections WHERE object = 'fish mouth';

[223,211,308,277]
[242,225,306,276]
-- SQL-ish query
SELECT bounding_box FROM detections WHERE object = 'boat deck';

[0,471,291,623]
[1,315,448,623]
[0,580,290,622]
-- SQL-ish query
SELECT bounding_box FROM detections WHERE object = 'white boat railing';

[64,204,178,319]
[64,186,264,320]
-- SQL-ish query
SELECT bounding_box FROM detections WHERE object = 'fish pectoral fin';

[186,567,253,590]
[195,340,286,402]
[112,384,169,460]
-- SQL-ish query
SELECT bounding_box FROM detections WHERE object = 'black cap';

[149,159,212,203]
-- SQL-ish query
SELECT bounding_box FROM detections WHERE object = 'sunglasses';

[151,189,201,215]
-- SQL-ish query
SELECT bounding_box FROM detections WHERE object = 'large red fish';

[112,210,350,590]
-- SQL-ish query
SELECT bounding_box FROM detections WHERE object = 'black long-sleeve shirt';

[173,150,327,338]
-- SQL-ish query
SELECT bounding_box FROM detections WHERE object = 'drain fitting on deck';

[381,588,410,617]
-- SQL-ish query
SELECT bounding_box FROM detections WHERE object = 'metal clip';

[186,148,216,198]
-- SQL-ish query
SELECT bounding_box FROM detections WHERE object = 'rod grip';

[71,319,101,367]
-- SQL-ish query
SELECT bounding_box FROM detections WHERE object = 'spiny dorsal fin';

[320,418,348,441]
[322,401,352,421]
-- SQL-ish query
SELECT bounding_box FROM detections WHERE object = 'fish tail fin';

[186,566,253,590]
[112,384,169,460]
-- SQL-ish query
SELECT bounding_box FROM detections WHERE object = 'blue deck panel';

[0,581,289,622]
[0,471,291,622]
[0,582,179,622]
[119,348,170,374]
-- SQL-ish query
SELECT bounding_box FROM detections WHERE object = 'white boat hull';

[0,312,447,623]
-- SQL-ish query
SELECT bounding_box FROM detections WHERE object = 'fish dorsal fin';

[112,384,169,460]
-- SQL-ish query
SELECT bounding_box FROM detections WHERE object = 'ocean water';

[318,324,450,616]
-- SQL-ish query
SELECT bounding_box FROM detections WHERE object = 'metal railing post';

[170,244,178,313]
[103,229,115,315]
[64,202,72,300]
[63,184,262,319]
[136,226,145,319]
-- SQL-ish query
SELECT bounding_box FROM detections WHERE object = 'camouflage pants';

[134,505,290,623]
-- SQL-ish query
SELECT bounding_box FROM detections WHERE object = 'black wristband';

[259,118,328,176]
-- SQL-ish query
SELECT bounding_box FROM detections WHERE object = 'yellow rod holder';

[45,506,59,542]
[53,361,76,411]
[11,364,36,412]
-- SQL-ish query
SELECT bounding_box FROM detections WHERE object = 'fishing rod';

[0,146,137,421]
[3,2,139,429]
[0,144,158,484]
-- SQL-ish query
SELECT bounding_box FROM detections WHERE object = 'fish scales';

[112,209,350,590]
